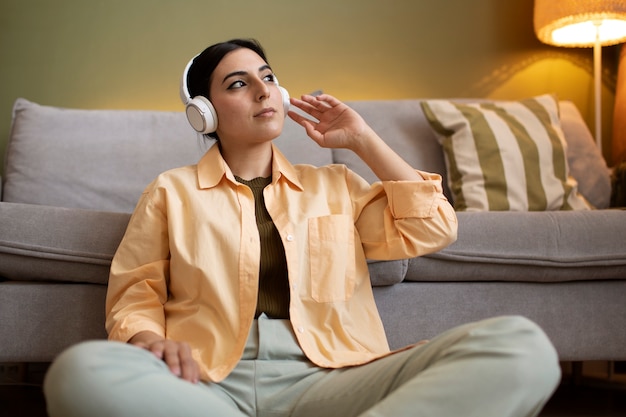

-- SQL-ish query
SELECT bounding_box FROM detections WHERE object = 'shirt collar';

[197,143,303,191]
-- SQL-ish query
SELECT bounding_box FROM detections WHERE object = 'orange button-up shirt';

[106,143,457,382]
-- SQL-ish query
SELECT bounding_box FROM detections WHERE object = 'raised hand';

[288,94,374,152]
[288,93,422,182]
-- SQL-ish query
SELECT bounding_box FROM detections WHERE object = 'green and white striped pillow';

[421,95,591,211]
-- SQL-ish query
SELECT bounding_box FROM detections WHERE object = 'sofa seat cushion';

[0,281,107,361]
[421,95,594,211]
[406,210,626,282]
[0,202,129,284]
[0,201,405,287]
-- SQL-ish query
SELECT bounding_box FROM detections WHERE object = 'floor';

[1,363,626,416]
[540,383,626,416]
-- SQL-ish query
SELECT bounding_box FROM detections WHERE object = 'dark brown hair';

[187,38,269,100]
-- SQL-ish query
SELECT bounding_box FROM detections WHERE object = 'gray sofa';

[1,97,625,366]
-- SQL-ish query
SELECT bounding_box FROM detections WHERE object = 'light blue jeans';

[44,315,560,417]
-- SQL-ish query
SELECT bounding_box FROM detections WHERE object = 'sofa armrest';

[0,202,130,284]
[368,259,408,286]
[405,210,626,282]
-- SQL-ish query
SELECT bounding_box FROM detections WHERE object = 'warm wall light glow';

[551,19,626,46]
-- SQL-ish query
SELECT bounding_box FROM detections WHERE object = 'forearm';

[289,94,425,181]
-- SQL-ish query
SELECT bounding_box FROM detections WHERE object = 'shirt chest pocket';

[308,215,356,303]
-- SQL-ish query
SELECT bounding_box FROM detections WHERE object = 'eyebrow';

[222,64,272,84]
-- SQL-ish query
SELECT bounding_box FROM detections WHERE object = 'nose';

[255,78,271,102]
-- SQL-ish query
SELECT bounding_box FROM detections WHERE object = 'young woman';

[44,39,560,417]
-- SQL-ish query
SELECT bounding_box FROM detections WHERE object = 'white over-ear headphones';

[180,55,290,135]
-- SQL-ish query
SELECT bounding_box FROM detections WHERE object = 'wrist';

[129,330,163,346]
[351,126,381,157]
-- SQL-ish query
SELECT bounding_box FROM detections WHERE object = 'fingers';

[289,97,322,121]
[287,108,313,126]
[179,347,201,384]
[290,94,338,120]
[298,93,339,107]
[287,93,351,148]
[135,339,200,384]
[162,341,200,384]
[310,93,341,107]
[162,341,183,376]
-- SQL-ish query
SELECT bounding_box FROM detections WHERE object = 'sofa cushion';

[421,95,592,211]
[367,259,408,286]
[3,98,206,212]
[2,98,334,213]
[405,210,626,282]
[559,101,612,208]
[0,202,129,284]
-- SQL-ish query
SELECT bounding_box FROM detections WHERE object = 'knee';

[44,340,127,417]
[45,340,111,385]
[45,340,106,386]
[497,316,558,360]
[481,316,561,389]
[44,341,104,390]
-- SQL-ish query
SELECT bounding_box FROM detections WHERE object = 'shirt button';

[286,234,294,242]
[297,326,305,333]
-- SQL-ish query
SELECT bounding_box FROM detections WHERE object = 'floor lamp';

[533,0,626,154]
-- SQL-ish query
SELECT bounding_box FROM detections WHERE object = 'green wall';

[0,0,618,174]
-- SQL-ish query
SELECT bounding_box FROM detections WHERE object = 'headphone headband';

[179,55,196,106]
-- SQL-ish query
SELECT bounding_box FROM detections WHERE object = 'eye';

[228,80,246,90]
[263,73,276,83]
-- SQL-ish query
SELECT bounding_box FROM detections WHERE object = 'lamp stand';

[594,22,602,152]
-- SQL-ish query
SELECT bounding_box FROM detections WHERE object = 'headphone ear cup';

[185,96,218,134]
[278,85,290,116]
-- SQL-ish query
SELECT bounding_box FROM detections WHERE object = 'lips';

[254,107,277,117]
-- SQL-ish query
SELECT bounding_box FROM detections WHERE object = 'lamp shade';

[534,0,626,47]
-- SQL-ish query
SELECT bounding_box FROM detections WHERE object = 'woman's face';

[209,48,285,145]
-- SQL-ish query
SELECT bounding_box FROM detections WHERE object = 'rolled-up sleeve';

[355,170,457,260]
